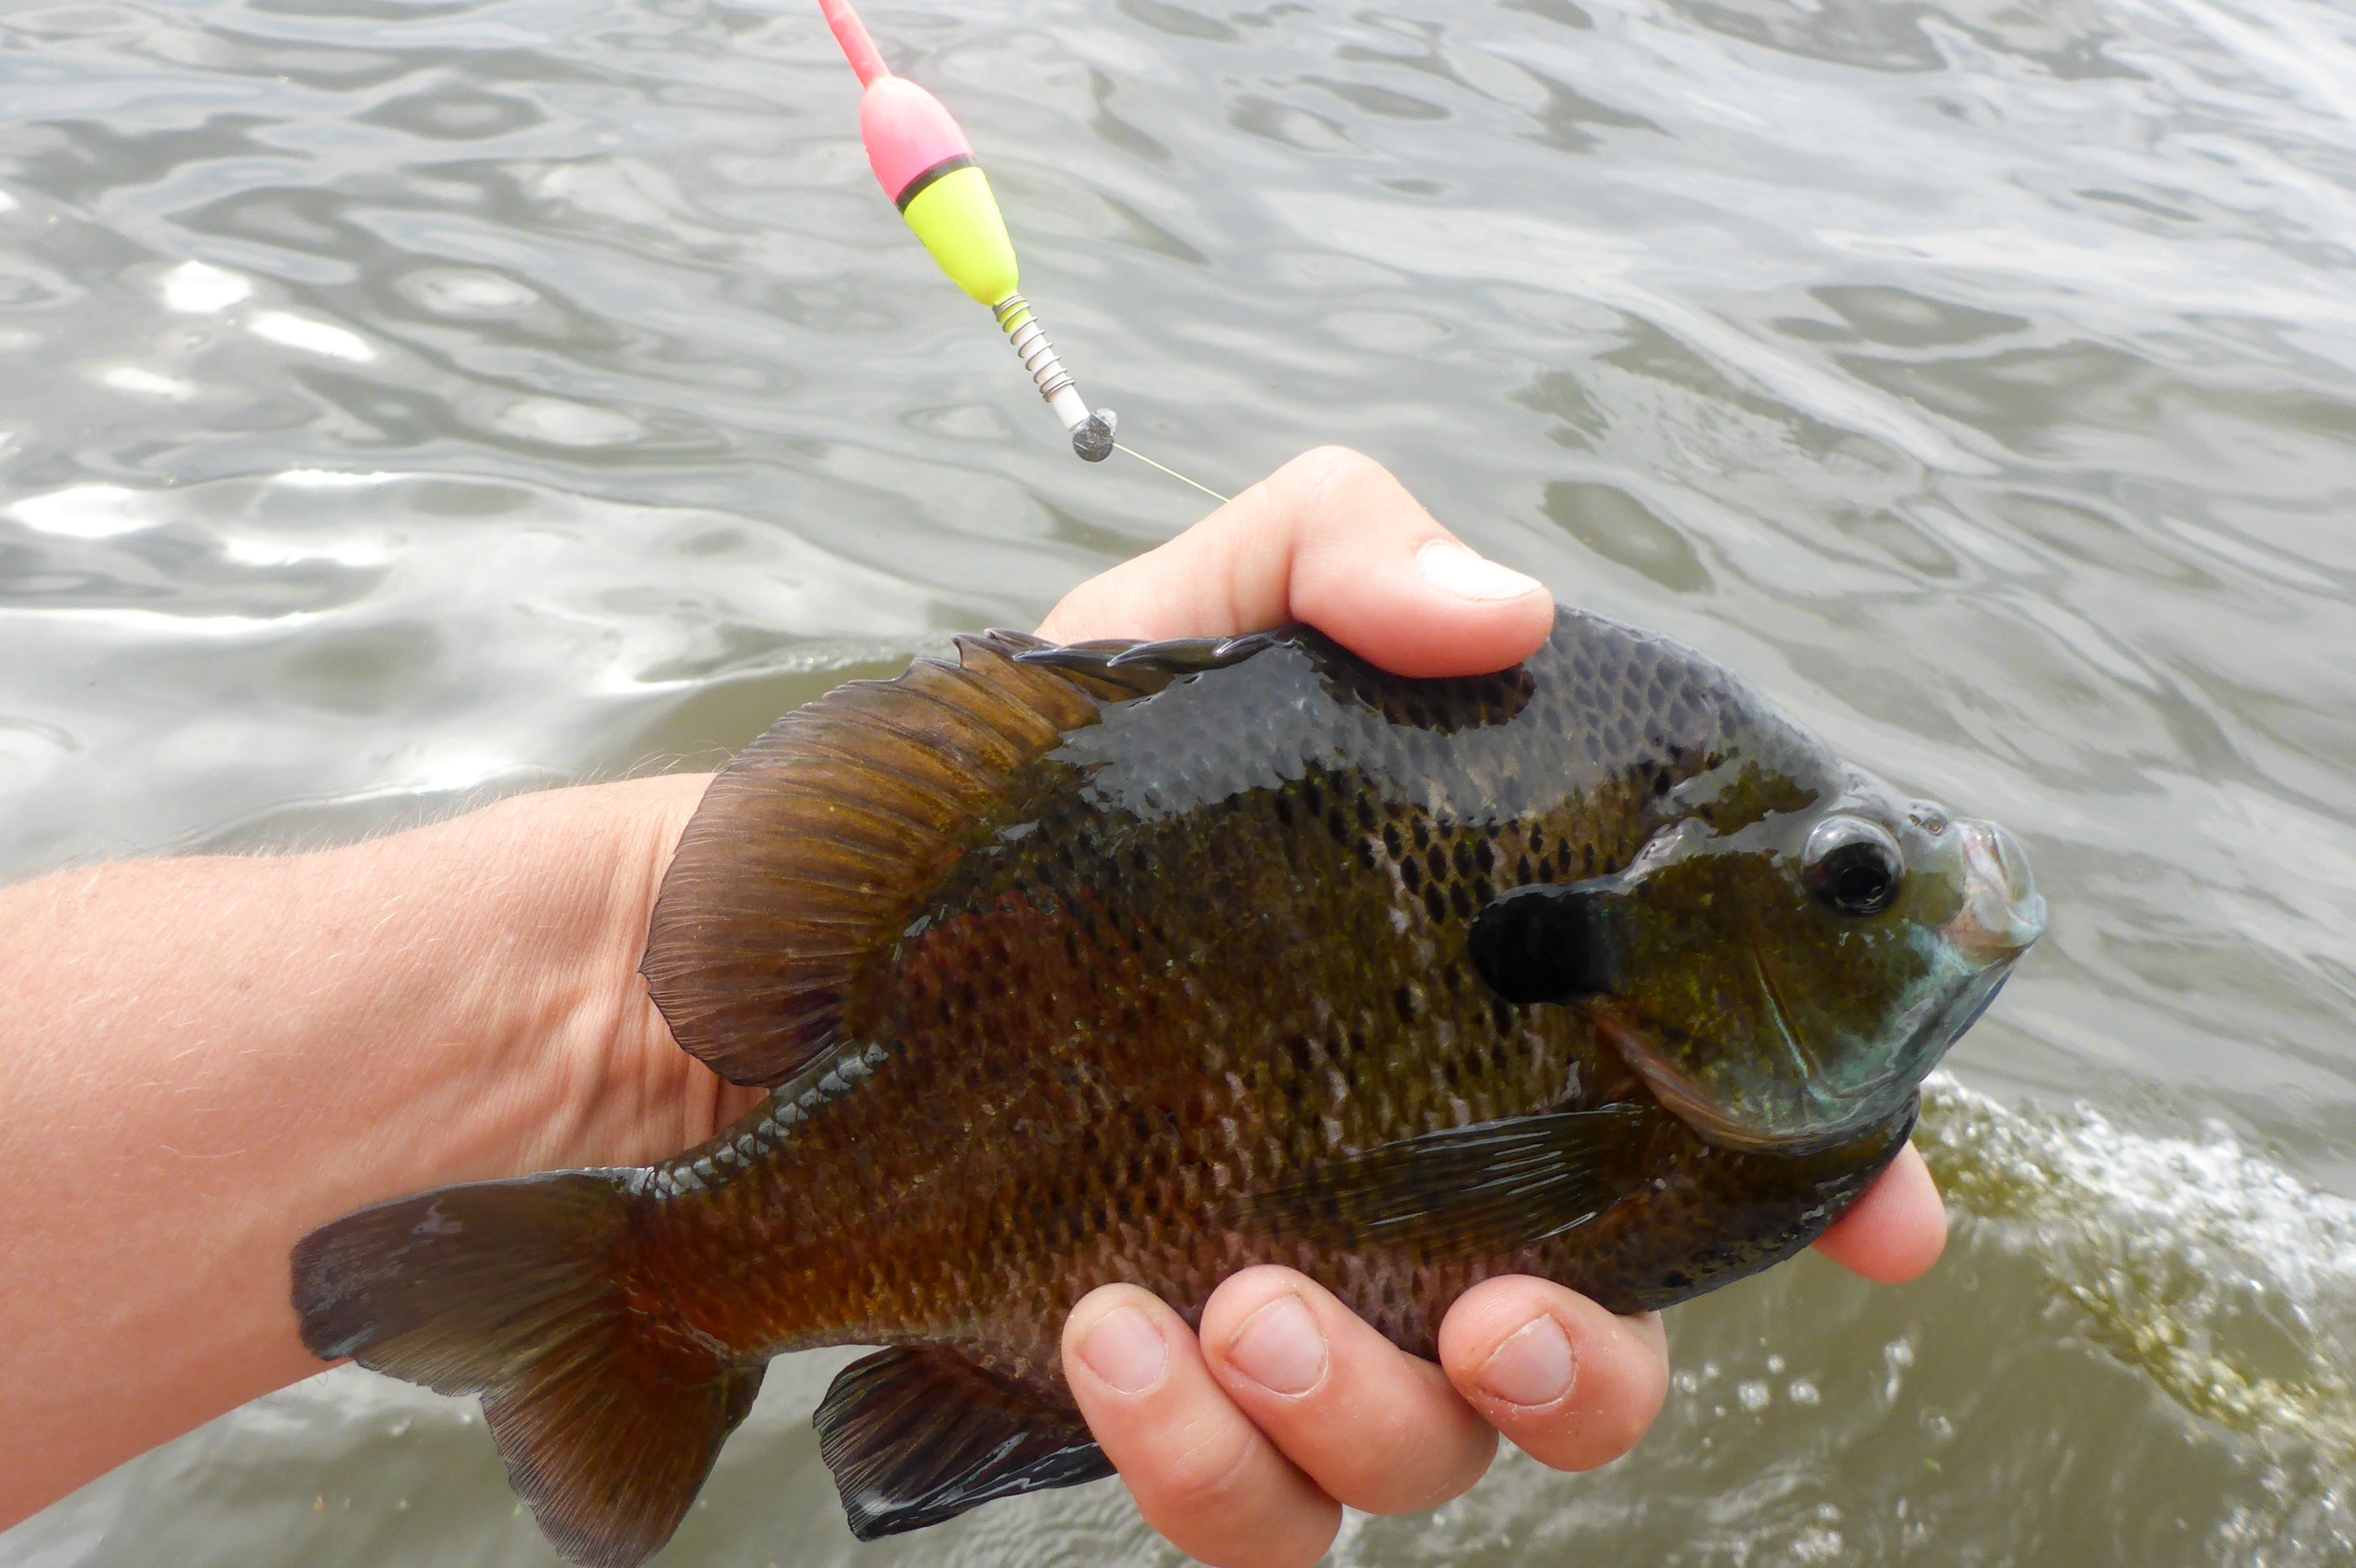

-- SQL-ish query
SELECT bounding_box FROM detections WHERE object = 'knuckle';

[1304,1409,1488,1516]
[1284,445,1384,510]
[1594,1391,1662,1463]
[1386,1433,1496,1514]
[1293,443,1371,479]
[1521,1401,1649,1473]
[1322,1466,1430,1517]
[1142,1422,1262,1517]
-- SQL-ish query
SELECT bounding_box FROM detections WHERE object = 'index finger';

[1037,446,1554,677]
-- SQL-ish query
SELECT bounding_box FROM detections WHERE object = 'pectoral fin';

[814,1347,1114,1540]
[1233,1105,1650,1262]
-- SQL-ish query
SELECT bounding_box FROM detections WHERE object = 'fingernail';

[1419,539,1544,602]
[1478,1316,1575,1407]
[1078,1305,1169,1395]
[1227,1293,1329,1396]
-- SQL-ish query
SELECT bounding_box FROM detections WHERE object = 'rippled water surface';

[4,0,2353,1562]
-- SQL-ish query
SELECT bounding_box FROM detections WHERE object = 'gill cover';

[1473,785,2043,1153]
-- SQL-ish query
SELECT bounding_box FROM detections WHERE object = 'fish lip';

[1945,819,2046,967]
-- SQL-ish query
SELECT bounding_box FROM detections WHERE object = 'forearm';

[0,774,716,1527]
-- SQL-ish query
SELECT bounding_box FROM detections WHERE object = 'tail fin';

[292,1171,764,1568]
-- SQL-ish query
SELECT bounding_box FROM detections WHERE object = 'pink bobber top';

[859,76,977,208]
[820,0,975,206]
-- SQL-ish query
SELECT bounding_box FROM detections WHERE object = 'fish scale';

[292,608,2039,1567]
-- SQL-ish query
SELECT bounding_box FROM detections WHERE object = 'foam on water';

[1921,1075,2356,1560]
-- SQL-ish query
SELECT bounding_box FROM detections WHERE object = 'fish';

[290,607,2044,1568]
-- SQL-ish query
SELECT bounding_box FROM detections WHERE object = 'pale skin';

[0,447,1943,1564]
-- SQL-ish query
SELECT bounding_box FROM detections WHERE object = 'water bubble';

[1789,1525,1844,1560]
[1737,1380,1771,1412]
[159,260,249,313]
[403,268,537,315]
[7,483,150,539]
[250,312,374,362]
[100,366,194,400]
[490,397,641,448]
[1883,1337,1914,1402]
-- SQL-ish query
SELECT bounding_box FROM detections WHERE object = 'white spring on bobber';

[993,294,1075,406]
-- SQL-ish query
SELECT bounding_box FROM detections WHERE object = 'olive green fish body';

[644,623,1881,1357]
[292,611,2040,1568]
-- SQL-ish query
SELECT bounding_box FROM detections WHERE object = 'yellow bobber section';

[899,164,1019,307]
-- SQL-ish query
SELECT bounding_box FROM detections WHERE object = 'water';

[2,0,2352,1562]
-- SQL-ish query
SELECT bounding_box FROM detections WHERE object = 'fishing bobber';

[821,0,1116,461]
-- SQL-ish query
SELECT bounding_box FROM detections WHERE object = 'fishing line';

[1113,442,1231,505]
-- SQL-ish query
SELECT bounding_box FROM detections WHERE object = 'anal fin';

[814,1347,1113,1540]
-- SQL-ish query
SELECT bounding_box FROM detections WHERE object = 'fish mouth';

[1945,818,2045,968]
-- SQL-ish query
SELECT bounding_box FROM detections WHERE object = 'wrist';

[381,772,737,1186]
[0,772,721,1525]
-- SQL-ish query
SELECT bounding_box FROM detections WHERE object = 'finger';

[1811,1140,1947,1284]
[1436,1278,1669,1473]
[1198,1266,1496,1515]
[1036,445,1554,677]
[1063,1284,1339,1568]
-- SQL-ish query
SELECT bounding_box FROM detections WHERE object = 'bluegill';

[292,608,2044,1566]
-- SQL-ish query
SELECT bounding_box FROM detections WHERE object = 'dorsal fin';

[1009,629,1281,693]
[642,630,1277,1088]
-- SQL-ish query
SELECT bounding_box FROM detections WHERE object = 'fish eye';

[1803,817,1905,917]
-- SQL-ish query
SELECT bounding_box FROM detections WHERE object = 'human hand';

[1037,446,1947,1567]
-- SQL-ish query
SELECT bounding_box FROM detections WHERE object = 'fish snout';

[1945,818,2045,967]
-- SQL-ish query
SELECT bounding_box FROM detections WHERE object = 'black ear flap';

[1469,883,1623,1004]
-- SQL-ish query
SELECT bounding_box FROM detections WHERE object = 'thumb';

[1037,446,1553,678]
